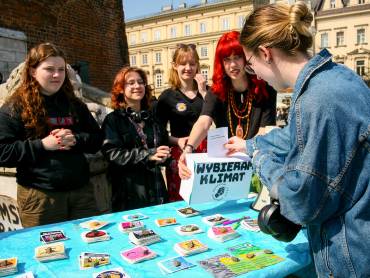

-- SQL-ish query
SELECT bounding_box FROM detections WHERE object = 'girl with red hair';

[179,31,276,179]
[102,67,170,211]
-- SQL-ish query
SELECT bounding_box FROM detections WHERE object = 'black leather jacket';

[102,108,170,211]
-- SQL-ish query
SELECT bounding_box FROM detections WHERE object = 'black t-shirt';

[156,88,204,137]
[201,85,277,139]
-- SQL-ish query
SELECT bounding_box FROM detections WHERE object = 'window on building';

[201,69,208,81]
[336,31,344,46]
[141,32,147,43]
[330,0,336,8]
[184,24,191,36]
[142,54,148,65]
[321,33,329,48]
[155,52,161,64]
[356,60,365,76]
[200,47,208,58]
[154,30,161,41]
[238,15,245,29]
[155,73,162,88]
[130,55,136,66]
[130,34,136,45]
[200,22,206,33]
[222,18,230,31]
[357,28,365,44]
[170,26,177,38]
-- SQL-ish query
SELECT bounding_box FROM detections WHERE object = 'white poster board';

[180,153,252,204]
[0,195,23,232]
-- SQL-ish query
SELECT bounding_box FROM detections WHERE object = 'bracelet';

[184,144,195,153]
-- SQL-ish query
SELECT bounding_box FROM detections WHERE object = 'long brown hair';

[110,66,152,110]
[6,42,77,138]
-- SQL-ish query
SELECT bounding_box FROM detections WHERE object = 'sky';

[123,0,203,20]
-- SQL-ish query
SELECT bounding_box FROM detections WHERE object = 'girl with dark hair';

[179,31,276,179]
[102,66,170,211]
[0,43,102,227]
[225,2,370,276]
[156,44,208,201]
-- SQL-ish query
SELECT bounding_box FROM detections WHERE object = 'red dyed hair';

[211,31,269,102]
[110,66,152,110]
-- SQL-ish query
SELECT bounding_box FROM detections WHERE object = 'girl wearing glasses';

[102,67,170,211]
[0,43,102,227]
[178,31,276,179]
[225,2,370,277]
[156,44,208,201]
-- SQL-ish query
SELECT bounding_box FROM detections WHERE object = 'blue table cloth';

[0,199,312,277]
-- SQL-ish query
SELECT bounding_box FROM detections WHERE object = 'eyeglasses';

[125,79,145,87]
[244,54,255,75]
[176,43,196,50]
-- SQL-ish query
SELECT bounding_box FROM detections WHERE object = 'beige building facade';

[125,0,254,95]
[314,0,370,84]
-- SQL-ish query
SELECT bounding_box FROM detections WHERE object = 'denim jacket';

[246,49,370,277]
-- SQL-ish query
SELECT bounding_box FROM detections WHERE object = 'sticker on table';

[202,214,228,226]
[120,246,157,264]
[79,220,109,230]
[81,230,110,243]
[155,217,177,227]
[40,230,68,244]
[123,213,148,221]
[176,207,200,217]
[175,224,203,236]
[93,267,130,278]
[0,257,18,276]
[79,252,110,269]
[157,256,195,274]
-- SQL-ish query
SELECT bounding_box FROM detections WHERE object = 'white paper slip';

[207,127,228,157]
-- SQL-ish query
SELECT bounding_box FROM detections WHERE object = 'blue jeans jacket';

[246,49,370,277]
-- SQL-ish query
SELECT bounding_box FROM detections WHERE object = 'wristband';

[184,144,195,153]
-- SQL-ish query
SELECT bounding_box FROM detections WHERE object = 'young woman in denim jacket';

[225,2,370,277]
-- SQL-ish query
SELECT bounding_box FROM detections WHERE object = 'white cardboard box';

[180,153,252,204]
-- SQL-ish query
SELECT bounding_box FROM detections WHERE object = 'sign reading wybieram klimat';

[180,153,252,204]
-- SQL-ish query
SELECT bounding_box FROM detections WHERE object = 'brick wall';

[0,0,129,91]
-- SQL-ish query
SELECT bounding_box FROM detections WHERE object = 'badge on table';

[120,246,157,264]
[81,230,110,243]
[174,239,208,256]
[39,230,68,244]
[34,242,67,262]
[176,207,200,217]
[175,224,203,236]
[157,256,195,274]
[118,221,145,233]
[202,214,228,226]
[79,220,109,230]
[155,217,177,227]
[123,213,148,221]
[79,252,110,269]
[93,267,131,278]
[0,257,18,276]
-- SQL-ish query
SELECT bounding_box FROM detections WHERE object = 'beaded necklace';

[227,89,253,139]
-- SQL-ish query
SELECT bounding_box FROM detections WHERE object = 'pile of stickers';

[175,224,203,236]
[174,239,208,256]
[129,229,161,245]
[207,226,240,242]
[202,214,228,226]
[93,267,130,278]
[118,221,145,233]
[120,246,157,264]
[0,257,18,276]
[34,242,67,262]
[81,230,110,243]
[157,256,195,275]
[240,218,261,232]
[79,252,110,270]
[155,217,177,227]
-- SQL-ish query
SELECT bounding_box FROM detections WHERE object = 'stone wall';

[0,0,129,91]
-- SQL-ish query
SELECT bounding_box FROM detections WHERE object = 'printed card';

[123,213,148,221]
[93,267,130,278]
[35,242,65,259]
[79,252,110,269]
[0,257,17,271]
[158,256,195,274]
[175,224,203,236]
[202,214,228,226]
[211,226,235,236]
[177,239,205,252]
[241,219,260,232]
[40,230,67,243]
[177,207,200,217]
[120,246,156,263]
[155,218,177,227]
[79,220,109,230]
[198,254,237,278]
